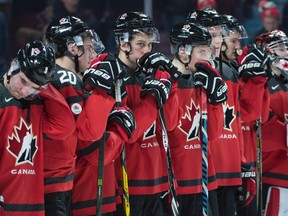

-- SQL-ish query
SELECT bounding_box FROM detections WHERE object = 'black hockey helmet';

[114,11,160,45]
[170,22,211,54]
[187,8,223,27]
[221,14,248,39]
[46,16,94,56]
[14,40,55,86]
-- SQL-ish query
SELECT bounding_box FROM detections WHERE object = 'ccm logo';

[239,62,261,71]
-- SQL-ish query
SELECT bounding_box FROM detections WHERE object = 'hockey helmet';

[46,16,103,56]
[256,30,288,77]
[114,11,160,45]
[14,40,55,86]
[170,22,211,55]
[221,14,248,40]
[187,8,223,27]
[256,30,288,49]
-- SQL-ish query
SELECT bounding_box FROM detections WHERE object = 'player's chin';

[12,91,23,100]
[231,53,238,60]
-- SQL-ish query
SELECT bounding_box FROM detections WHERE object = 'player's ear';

[221,44,227,52]
[67,41,78,55]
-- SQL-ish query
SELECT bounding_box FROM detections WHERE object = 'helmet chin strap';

[175,53,191,70]
[74,55,80,73]
[65,47,84,73]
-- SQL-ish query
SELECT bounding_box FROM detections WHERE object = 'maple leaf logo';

[178,99,201,142]
[143,120,156,140]
[7,118,38,166]
[223,102,236,131]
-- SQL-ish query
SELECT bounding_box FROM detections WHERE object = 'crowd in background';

[0,0,287,75]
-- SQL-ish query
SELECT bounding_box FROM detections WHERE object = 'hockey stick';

[255,117,263,216]
[96,133,105,216]
[159,107,179,216]
[200,88,209,216]
[115,79,130,216]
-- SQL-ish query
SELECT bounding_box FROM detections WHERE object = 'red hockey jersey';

[0,83,75,216]
[168,74,223,194]
[262,76,288,188]
[211,60,243,186]
[115,65,181,195]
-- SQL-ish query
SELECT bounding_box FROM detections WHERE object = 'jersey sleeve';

[40,83,76,140]
[207,103,224,141]
[77,131,124,166]
[126,94,158,144]
[240,76,269,122]
[163,81,182,131]
[76,89,116,141]
[262,114,286,152]
[50,70,84,120]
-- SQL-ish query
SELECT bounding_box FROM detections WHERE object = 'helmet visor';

[118,27,160,44]
[89,29,105,54]
[225,25,248,40]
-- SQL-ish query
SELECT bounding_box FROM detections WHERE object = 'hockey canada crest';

[178,99,201,141]
[7,118,38,166]
[223,102,236,131]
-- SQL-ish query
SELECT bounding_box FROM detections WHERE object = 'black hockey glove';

[141,69,172,108]
[83,67,114,95]
[83,53,125,95]
[236,163,256,207]
[194,62,228,105]
[238,44,272,82]
[137,52,181,80]
[108,106,136,139]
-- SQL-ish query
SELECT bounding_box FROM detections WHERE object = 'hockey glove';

[237,163,256,207]
[194,62,228,105]
[108,106,136,139]
[83,54,125,95]
[238,44,272,82]
[83,67,114,94]
[141,69,172,108]
[137,52,181,80]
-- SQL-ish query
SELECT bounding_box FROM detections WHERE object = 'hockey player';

[110,11,181,215]
[44,16,105,215]
[187,7,229,58]
[0,40,75,216]
[221,14,272,215]
[255,29,288,213]
[218,14,271,215]
[71,54,136,215]
[168,21,227,216]
[45,16,135,215]
[188,9,267,215]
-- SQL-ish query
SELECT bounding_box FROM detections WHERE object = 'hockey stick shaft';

[115,79,130,216]
[159,107,179,216]
[96,134,105,216]
[201,88,208,216]
[256,117,263,216]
